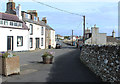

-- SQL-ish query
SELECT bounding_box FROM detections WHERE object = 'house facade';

[42,17,56,49]
[21,11,46,50]
[85,25,107,45]
[0,0,55,51]
[0,13,29,51]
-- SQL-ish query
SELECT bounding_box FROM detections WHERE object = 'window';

[25,14,28,19]
[10,21,13,26]
[41,27,44,35]
[14,22,17,26]
[41,38,43,46]
[30,38,33,48]
[30,24,33,35]
[0,20,3,25]
[17,36,23,46]
[34,16,37,21]
[18,23,22,27]
[4,21,8,25]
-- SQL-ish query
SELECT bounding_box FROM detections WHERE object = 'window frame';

[30,38,33,48]
[10,21,13,26]
[0,20,3,25]
[30,24,33,35]
[14,22,18,26]
[41,38,43,46]
[18,23,22,27]
[17,36,23,47]
[4,20,8,25]
[41,27,44,35]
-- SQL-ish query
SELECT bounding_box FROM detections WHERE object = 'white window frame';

[41,38,43,46]
[14,22,18,26]
[0,20,3,25]
[4,20,8,25]
[17,36,23,47]
[41,27,44,35]
[30,24,33,35]
[10,21,13,26]
[30,38,33,48]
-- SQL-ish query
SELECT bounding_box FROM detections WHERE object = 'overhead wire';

[32,0,84,17]
[32,0,84,36]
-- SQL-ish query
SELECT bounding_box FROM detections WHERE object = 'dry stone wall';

[80,45,120,82]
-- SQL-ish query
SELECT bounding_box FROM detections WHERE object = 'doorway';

[7,36,13,51]
[36,38,40,49]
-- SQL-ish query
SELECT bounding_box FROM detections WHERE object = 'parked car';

[56,43,62,49]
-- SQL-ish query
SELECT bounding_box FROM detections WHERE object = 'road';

[2,41,102,82]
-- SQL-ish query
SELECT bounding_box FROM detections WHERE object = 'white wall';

[50,30,56,48]
[26,22,45,50]
[0,27,29,51]
[85,27,107,45]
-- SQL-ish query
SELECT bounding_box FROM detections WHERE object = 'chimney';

[16,4,22,20]
[42,17,47,24]
[9,0,13,2]
[31,15,34,21]
[6,0,16,15]
[38,17,39,21]
[21,11,26,18]
[112,30,115,38]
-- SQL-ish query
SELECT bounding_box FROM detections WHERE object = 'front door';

[7,36,13,51]
[36,38,40,49]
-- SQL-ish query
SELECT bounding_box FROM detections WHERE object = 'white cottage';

[0,12,29,51]
[21,11,46,50]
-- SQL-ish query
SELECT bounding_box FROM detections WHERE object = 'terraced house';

[21,10,46,50]
[0,12,29,51]
[0,0,56,51]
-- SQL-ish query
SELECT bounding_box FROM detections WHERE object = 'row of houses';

[0,0,56,51]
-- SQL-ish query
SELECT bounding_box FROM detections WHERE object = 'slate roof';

[23,17,55,31]
[0,12,22,22]
[0,12,28,30]
[23,18,46,26]
[46,24,55,31]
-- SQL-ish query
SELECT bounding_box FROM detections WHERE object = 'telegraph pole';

[72,30,73,46]
[83,15,85,43]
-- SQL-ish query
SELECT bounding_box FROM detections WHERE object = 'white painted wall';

[50,30,56,48]
[85,27,106,45]
[0,27,29,51]
[25,22,45,50]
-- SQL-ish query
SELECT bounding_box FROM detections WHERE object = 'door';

[36,38,40,48]
[7,36,13,51]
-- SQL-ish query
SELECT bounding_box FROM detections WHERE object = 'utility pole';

[83,15,85,43]
[72,30,73,46]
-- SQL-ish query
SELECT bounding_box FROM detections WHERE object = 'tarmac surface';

[2,41,102,83]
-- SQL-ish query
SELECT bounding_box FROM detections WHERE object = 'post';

[72,30,73,46]
[57,34,58,39]
[83,15,85,43]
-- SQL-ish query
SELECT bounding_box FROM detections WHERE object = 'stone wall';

[80,45,120,82]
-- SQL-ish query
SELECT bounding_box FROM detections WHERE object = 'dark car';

[56,43,62,49]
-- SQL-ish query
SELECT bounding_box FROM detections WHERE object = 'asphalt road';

[2,41,102,82]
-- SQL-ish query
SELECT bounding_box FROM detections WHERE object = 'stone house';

[85,25,107,45]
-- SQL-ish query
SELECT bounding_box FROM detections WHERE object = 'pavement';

[1,41,102,83]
